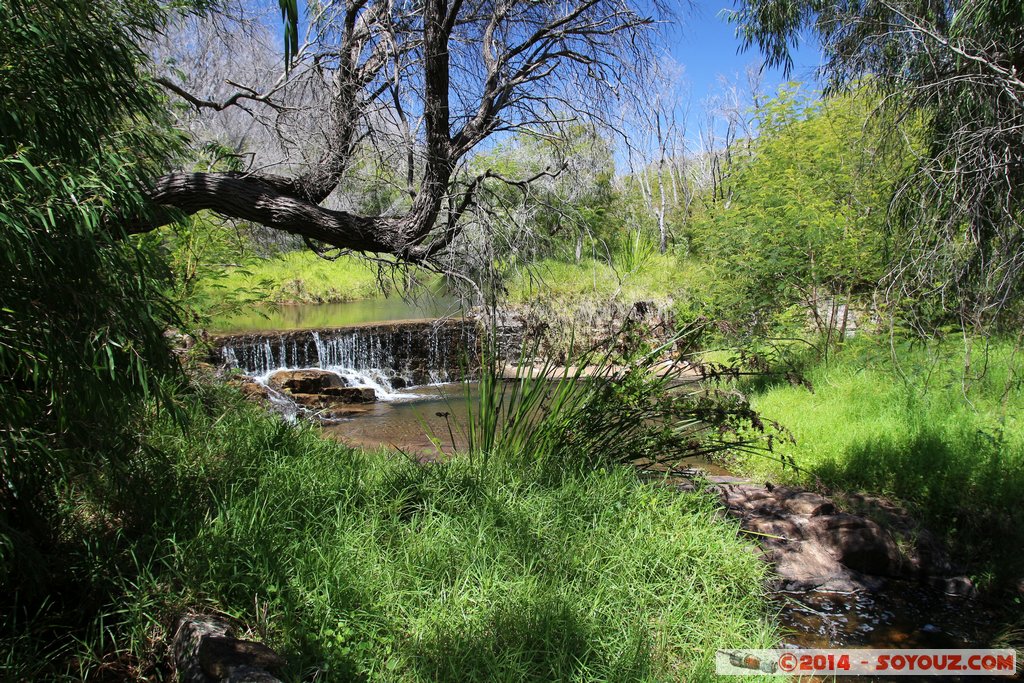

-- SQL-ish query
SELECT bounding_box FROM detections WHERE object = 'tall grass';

[613,229,658,274]
[2,379,778,680]
[200,251,420,305]
[729,336,1024,584]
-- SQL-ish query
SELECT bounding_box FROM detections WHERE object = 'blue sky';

[666,0,821,105]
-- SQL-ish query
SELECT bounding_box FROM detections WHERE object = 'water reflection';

[321,383,476,455]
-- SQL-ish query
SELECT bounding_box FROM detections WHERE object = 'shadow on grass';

[408,591,650,682]
[814,427,1024,583]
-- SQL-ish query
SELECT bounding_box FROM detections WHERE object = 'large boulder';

[809,513,904,577]
[266,370,376,417]
[713,480,907,590]
[267,369,345,395]
[321,386,377,402]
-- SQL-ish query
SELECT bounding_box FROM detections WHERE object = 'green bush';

[0,0,182,621]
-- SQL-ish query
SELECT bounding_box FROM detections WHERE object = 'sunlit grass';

[731,337,1024,583]
[503,255,701,305]
[202,251,405,304]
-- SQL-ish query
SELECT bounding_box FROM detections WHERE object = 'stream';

[213,299,1009,666]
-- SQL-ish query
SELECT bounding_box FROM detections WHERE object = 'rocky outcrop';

[173,613,284,683]
[289,387,377,407]
[668,475,971,595]
[230,378,271,403]
[716,482,903,591]
[267,369,345,395]
[264,368,377,420]
[268,370,376,405]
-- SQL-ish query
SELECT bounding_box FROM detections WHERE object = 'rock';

[320,386,377,403]
[390,376,408,390]
[267,369,344,395]
[702,481,912,590]
[927,575,978,598]
[320,404,376,419]
[199,636,285,680]
[781,492,836,517]
[809,514,903,576]
[289,393,326,408]
[742,515,801,541]
[165,328,195,356]
[173,612,283,683]
[236,379,270,403]
[267,370,376,406]
[289,388,376,411]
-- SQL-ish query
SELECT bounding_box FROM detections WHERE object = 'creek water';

[320,383,477,453]
[215,299,1008,662]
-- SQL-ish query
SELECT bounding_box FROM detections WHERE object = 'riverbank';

[720,337,1024,594]
[2,377,779,680]
[201,250,695,310]
[203,251,443,306]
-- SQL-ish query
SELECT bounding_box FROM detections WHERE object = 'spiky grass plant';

[455,329,774,475]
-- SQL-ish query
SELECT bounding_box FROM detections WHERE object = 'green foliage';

[689,87,901,340]
[2,380,778,679]
[613,228,658,274]
[0,0,185,607]
[195,249,435,308]
[732,0,1024,329]
[457,335,772,476]
[504,255,690,304]
[469,125,618,262]
[278,0,299,69]
[148,213,272,326]
[613,162,692,255]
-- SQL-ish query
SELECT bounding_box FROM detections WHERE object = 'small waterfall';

[216,319,479,401]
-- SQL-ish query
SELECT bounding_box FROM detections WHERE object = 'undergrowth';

[726,336,1024,586]
[1,379,777,681]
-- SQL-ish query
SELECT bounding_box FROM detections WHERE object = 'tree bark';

[141,0,653,263]
[138,172,414,255]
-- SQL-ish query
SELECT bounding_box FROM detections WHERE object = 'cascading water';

[216,319,480,403]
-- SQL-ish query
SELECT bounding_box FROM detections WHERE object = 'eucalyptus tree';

[732,0,1024,327]
[142,0,660,271]
[623,59,692,254]
[694,65,764,208]
[455,124,616,271]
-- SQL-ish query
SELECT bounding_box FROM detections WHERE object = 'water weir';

[215,318,480,397]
